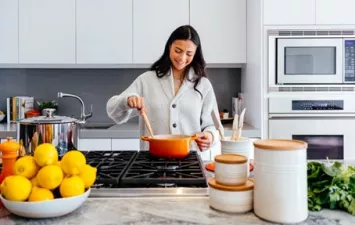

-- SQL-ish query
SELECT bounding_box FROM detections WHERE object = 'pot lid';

[20,108,77,124]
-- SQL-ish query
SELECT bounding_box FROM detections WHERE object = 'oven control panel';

[292,100,344,110]
[345,40,355,82]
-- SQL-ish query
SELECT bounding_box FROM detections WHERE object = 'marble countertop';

[0,197,354,225]
[0,123,16,139]
[0,121,261,139]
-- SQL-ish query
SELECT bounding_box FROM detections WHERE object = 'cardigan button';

[172,104,176,108]
[172,123,177,128]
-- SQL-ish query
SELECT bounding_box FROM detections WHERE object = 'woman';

[106,25,219,154]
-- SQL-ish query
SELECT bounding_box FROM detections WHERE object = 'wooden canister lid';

[214,154,247,164]
[208,178,254,192]
[253,139,307,151]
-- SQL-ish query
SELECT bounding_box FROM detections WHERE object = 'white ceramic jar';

[208,177,254,213]
[221,137,253,174]
[253,139,308,224]
[214,154,248,186]
[221,137,252,158]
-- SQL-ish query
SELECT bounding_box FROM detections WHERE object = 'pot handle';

[190,134,199,140]
[141,136,151,141]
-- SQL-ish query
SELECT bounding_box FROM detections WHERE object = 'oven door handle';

[269,113,355,119]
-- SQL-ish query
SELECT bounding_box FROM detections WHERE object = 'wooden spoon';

[141,111,154,137]
[231,114,239,141]
[236,108,246,140]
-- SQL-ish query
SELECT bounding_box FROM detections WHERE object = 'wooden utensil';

[141,111,154,137]
[236,108,246,140]
[211,110,225,141]
[231,114,239,141]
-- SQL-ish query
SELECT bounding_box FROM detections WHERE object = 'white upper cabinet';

[316,0,355,25]
[76,0,132,64]
[0,0,18,64]
[19,0,75,64]
[133,0,189,64]
[263,0,316,25]
[190,0,246,64]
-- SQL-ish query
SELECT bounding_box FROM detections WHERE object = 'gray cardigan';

[106,68,220,156]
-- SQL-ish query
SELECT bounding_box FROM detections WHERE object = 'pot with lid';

[16,108,79,157]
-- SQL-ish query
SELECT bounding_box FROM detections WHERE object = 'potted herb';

[37,100,58,115]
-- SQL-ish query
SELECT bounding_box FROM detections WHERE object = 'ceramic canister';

[214,154,248,186]
[221,136,253,173]
[253,139,308,224]
[208,178,254,213]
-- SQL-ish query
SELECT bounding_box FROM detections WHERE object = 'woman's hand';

[196,131,213,151]
[127,96,145,114]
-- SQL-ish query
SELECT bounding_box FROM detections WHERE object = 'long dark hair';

[150,25,207,97]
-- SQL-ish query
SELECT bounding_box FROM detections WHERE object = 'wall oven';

[268,95,355,160]
[268,30,355,87]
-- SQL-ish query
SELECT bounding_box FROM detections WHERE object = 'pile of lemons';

[0,143,97,202]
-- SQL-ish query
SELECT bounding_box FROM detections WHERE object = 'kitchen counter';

[0,197,354,225]
[0,123,16,139]
[0,121,261,139]
[79,121,261,139]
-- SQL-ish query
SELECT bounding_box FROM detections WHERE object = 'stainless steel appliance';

[17,108,80,156]
[83,150,209,197]
[16,92,93,156]
[268,29,355,88]
[268,95,355,160]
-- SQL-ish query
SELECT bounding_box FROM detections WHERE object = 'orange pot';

[141,134,199,159]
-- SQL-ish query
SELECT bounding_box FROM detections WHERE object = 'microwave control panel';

[345,40,355,82]
[292,100,344,111]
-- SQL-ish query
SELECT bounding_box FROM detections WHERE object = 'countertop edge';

[0,122,261,139]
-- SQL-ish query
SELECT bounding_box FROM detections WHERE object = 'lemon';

[31,175,38,187]
[54,160,67,176]
[59,176,85,198]
[34,143,58,167]
[78,164,97,188]
[61,151,86,175]
[54,160,61,168]
[36,165,63,190]
[28,187,54,202]
[14,156,40,179]
[1,175,32,201]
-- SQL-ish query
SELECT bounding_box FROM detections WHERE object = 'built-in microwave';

[274,37,355,85]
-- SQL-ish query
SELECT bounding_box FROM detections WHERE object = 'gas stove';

[81,150,209,197]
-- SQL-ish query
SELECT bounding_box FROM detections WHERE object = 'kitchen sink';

[79,124,114,129]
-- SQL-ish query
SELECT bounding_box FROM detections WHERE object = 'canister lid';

[208,178,254,192]
[253,139,307,151]
[214,154,247,164]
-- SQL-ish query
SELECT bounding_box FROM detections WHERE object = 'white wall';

[243,0,263,136]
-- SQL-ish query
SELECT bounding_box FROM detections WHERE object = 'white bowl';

[0,188,90,218]
[0,114,5,122]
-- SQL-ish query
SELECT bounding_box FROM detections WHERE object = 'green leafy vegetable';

[307,161,355,215]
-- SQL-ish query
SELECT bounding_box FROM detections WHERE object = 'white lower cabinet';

[78,139,111,151]
[111,139,140,151]
[209,141,221,161]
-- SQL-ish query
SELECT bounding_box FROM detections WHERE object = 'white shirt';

[106,67,220,157]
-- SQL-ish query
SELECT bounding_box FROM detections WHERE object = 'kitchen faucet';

[57,92,93,123]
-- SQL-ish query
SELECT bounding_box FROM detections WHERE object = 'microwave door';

[276,38,343,84]
[269,117,355,160]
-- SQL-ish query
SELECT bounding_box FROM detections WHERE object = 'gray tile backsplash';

[0,68,241,123]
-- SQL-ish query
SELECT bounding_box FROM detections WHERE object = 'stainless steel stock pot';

[16,108,79,156]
